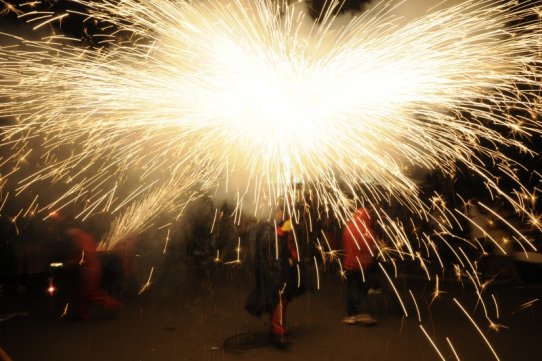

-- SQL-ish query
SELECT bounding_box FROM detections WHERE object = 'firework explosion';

[0,0,541,356]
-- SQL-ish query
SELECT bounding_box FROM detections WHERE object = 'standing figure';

[342,207,378,325]
[245,209,304,349]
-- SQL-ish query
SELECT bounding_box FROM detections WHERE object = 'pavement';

[1,263,541,361]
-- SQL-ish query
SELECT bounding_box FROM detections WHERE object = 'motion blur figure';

[341,207,378,325]
[245,209,304,349]
[66,228,122,320]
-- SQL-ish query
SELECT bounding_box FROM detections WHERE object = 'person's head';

[274,208,284,222]
[65,227,84,240]
[353,206,372,222]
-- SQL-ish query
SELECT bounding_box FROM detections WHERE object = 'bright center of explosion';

[207,59,325,158]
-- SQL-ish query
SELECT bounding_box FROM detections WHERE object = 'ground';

[1,263,541,361]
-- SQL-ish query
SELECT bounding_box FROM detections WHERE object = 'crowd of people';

[1,189,537,351]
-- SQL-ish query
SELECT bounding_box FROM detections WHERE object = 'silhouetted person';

[245,209,304,349]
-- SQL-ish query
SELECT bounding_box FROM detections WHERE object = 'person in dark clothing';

[245,209,304,348]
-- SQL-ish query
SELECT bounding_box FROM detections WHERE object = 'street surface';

[1,264,541,361]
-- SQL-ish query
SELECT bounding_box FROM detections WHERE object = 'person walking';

[341,207,378,325]
[245,208,304,348]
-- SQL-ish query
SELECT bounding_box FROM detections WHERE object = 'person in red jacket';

[341,207,378,325]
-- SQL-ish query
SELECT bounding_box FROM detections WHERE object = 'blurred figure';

[341,207,378,325]
[245,208,304,349]
[65,228,122,320]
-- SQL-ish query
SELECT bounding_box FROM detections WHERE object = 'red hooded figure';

[66,228,122,320]
[341,207,378,325]
[342,207,377,271]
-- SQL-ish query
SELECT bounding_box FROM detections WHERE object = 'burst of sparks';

[0,0,540,235]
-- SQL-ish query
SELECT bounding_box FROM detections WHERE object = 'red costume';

[342,208,376,271]
[67,228,122,319]
[342,208,378,321]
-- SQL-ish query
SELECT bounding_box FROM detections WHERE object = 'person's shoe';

[342,315,357,325]
[354,313,377,325]
[104,297,123,311]
[271,334,292,350]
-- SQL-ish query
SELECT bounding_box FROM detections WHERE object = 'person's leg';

[271,297,288,336]
[348,270,366,315]
[345,270,357,316]
[355,271,368,315]
[347,269,377,325]
[270,295,290,348]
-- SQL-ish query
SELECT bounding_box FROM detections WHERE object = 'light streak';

[163,228,170,254]
[409,289,422,323]
[446,337,462,361]
[236,236,241,263]
[491,294,500,320]
[356,256,366,282]
[274,219,279,260]
[430,275,445,305]
[313,255,320,290]
[138,266,154,296]
[512,298,540,314]
[379,262,408,317]
[453,298,501,361]
[59,303,69,319]
[210,208,218,234]
[420,324,447,361]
